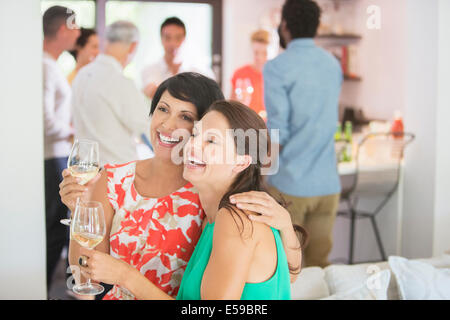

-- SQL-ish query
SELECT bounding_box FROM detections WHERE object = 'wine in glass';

[60,139,100,226]
[71,201,106,296]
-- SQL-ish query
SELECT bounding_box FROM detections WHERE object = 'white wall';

[340,0,407,121]
[402,0,441,259]
[433,0,450,256]
[0,0,47,299]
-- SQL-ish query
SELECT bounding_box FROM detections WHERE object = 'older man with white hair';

[71,21,150,166]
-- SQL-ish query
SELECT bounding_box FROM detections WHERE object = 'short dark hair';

[43,5,75,38]
[150,72,224,118]
[160,17,186,35]
[68,28,97,60]
[281,0,321,39]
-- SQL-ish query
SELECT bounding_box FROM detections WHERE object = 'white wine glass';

[60,139,100,226]
[234,78,253,106]
[71,201,106,296]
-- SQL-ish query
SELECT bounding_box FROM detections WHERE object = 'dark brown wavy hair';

[205,100,309,275]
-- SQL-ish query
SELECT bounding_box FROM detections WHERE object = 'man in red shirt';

[230,30,270,121]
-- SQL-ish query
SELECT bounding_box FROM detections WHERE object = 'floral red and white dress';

[102,161,204,300]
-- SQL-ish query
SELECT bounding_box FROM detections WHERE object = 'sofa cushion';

[324,254,450,300]
[291,267,330,300]
[324,261,400,300]
[389,256,450,300]
[415,253,450,269]
[321,270,390,300]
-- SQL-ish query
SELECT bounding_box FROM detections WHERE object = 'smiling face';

[77,34,100,66]
[183,111,251,189]
[150,90,198,161]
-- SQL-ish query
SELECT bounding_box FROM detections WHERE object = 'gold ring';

[78,255,88,267]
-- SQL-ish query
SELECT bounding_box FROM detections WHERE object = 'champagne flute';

[71,201,106,295]
[60,139,100,226]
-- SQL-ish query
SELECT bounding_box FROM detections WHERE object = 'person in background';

[230,29,271,121]
[141,17,215,99]
[42,5,80,295]
[71,21,149,166]
[67,28,100,85]
[264,0,343,268]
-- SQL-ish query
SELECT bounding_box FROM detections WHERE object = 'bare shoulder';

[214,207,268,244]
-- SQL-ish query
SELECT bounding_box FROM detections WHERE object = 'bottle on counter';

[391,110,404,139]
[390,110,404,158]
[334,122,342,141]
[334,122,345,163]
[343,121,353,162]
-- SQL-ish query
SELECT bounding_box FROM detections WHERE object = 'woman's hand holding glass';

[59,168,101,214]
[71,201,107,295]
[78,247,133,288]
[60,139,101,225]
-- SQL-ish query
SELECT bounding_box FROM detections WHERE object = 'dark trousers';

[268,186,340,268]
[44,157,69,293]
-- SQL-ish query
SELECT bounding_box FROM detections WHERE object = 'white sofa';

[291,252,450,300]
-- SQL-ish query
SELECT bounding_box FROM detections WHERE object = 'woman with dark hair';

[60,73,301,300]
[67,27,99,84]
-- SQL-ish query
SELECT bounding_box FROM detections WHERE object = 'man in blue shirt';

[264,0,342,268]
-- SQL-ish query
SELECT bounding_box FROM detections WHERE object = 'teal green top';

[176,222,291,300]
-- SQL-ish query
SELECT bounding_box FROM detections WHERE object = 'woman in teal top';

[175,100,299,300]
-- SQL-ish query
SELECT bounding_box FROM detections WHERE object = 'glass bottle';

[343,121,353,162]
